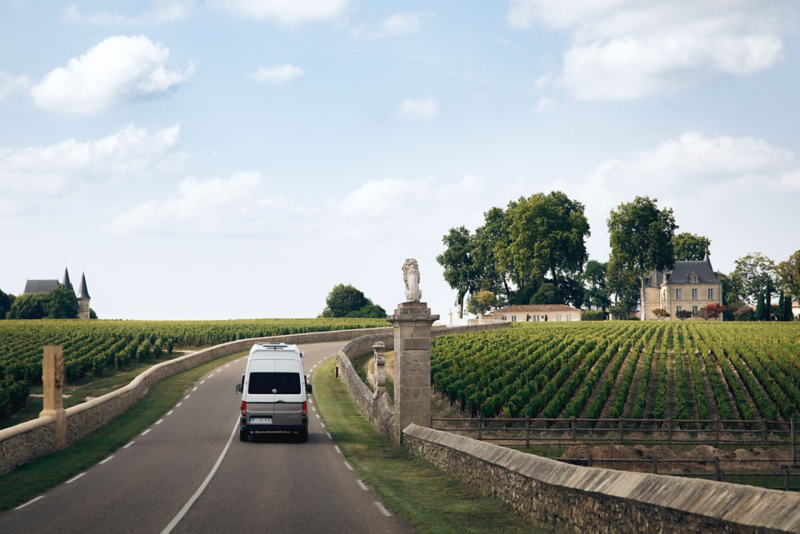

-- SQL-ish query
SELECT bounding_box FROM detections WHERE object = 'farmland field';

[432,322,800,423]
[0,318,388,418]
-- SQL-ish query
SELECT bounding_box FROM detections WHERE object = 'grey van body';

[236,343,311,442]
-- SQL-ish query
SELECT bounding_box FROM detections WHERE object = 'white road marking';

[141,429,151,436]
[185,395,190,399]
[192,387,197,392]
[315,414,320,419]
[124,441,135,449]
[14,496,43,510]
[207,375,213,378]
[200,381,205,385]
[327,433,332,439]
[225,364,230,367]
[65,473,85,484]
[374,502,392,516]
[309,369,314,374]
[100,456,115,464]
[155,419,164,425]
[335,446,341,454]
[320,422,325,428]
[312,407,317,412]
[216,369,222,373]
[161,420,239,534]
[344,462,353,471]
[176,403,182,407]
[167,411,174,416]
[357,479,368,491]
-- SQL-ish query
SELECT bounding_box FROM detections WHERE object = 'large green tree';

[672,232,711,261]
[607,196,677,320]
[776,250,800,302]
[497,191,590,306]
[6,286,78,319]
[436,226,476,318]
[472,207,512,303]
[0,289,11,319]
[320,284,370,318]
[581,260,611,312]
[734,252,775,306]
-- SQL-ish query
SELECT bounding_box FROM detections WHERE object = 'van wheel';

[239,430,249,442]
[298,429,308,442]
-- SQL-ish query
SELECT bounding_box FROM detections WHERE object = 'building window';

[708,288,714,300]
[566,315,572,321]
[556,315,562,321]
[691,275,698,283]
[692,306,698,316]
[501,316,506,320]
[532,315,539,322]
[677,306,682,313]
[511,316,517,322]
[676,289,682,300]
[692,289,697,300]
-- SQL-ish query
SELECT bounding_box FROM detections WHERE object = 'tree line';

[437,192,799,320]
[0,286,97,320]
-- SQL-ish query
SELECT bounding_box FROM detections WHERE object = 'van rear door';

[246,360,275,424]
[272,359,304,426]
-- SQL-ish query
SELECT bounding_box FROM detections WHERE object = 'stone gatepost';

[372,342,386,396]
[387,302,439,444]
[40,345,66,449]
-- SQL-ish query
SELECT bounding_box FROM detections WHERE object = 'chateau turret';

[77,273,91,319]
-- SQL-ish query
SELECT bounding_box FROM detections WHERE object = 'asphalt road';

[0,341,413,534]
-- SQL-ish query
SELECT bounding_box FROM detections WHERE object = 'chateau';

[23,267,91,319]
[642,254,722,321]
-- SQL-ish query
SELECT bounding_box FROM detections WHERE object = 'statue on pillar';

[402,258,422,302]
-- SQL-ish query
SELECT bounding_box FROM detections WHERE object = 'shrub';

[581,310,604,321]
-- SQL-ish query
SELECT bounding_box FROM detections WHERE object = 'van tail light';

[302,401,307,416]
[241,401,246,416]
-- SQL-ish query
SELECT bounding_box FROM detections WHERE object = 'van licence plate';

[251,417,272,424]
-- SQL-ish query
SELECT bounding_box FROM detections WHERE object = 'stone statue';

[402,258,422,302]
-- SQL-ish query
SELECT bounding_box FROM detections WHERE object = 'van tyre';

[239,430,249,442]
[298,429,308,442]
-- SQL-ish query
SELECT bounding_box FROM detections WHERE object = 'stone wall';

[336,323,511,442]
[0,326,391,476]
[403,425,800,533]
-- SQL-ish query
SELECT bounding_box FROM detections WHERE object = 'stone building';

[23,267,91,319]
[642,254,722,321]
[487,304,582,323]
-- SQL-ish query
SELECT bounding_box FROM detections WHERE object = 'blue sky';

[1,0,799,320]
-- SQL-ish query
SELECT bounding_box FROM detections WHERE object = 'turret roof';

[77,273,90,299]
[62,267,74,292]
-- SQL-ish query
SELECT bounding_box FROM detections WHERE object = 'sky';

[1,0,799,320]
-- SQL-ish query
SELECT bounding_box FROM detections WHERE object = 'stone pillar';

[372,342,386,396]
[387,302,439,444]
[40,345,66,449]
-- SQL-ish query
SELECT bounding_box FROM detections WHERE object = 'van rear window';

[248,372,301,394]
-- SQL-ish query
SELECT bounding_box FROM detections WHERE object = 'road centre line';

[155,419,164,425]
[344,462,353,471]
[124,441,135,449]
[374,502,392,517]
[100,456,115,464]
[357,480,368,491]
[141,429,151,436]
[161,420,239,534]
[167,411,174,415]
[185,395,190,400]
[176,403,182,407]
[225,364,230,367]
[335,446,341,454]
[14,496,43,510]
[65,473,85,484]
[200,381,205,385]
[192,387,197,392]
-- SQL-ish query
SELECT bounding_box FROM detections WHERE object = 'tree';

[775,250,800,302]
[672,232,711,261]
[466,290,497,316]
[530,283,564,305]
[320,284,369,318]
[698,304,725,320]
[345,303,386,318]
[675,310,693,321]
[0,289,11,319]
[581,260,611,312]
[755,292,767,321]
[607,196,677,320]
[652,308,670,319]
[606,262,640,319]
[44,286,79,319]
[436,226,476,318]
[472,207,512,304]
[6,293,46,319]
[498,191,590,307]
[734,252,775,306]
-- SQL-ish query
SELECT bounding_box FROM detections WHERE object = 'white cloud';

[63,0,194,26]
[533,73,551,90]
[107,172,272,235]
[250,65,305,85]
[0,73,30,100]
[30,35,194,114]
[393,98,439,120]
[207,0,348,26]
[352,12,431,40]
[533,97,558,113]
[509,0,787,100]
[0,124,186,197]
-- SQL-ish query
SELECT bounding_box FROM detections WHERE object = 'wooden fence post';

[715,417,720,445]
[572,417,577,442]
[619,417,624,444]
[588,454,593,468]
[785,469,791,491]
[714,457,721,481]
[667,417,672,445]
[525,417,530,448]
[763,418,768,444]
[477,415,482,441]
[792,417,796,468]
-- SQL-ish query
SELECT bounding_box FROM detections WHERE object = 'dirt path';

[597,346,639,420]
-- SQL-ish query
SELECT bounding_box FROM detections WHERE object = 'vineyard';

[432,322,800,426]
[0,318,388,418]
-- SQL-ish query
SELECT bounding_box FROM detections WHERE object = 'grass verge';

[313,357,541,533]
[0,350,247,512]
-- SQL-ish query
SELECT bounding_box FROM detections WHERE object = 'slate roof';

[23,280,60,294]
[645,255,721,287]
[77,273,90,299]
[62,267,74,292]
[492,304,581,314]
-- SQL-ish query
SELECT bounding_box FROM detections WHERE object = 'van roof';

[248,342,303,359]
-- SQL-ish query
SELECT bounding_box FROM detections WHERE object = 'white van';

[235,343,312,442]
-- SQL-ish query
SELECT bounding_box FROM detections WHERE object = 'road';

[0,341,413,533]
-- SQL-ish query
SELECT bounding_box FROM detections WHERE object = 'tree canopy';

[0,289,11,319]
[734,252,775,306]
[436,226,476,318]
[580,260,611,312]
[466,290,497,316]
[776,249,800,301]
[7,286,79,319]
[672,232,711,261]
[320,284,385,319]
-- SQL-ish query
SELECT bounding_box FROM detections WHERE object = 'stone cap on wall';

[404,424,800,532]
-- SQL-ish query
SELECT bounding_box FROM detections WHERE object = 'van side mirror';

[307,383,313,394]
[300,352,305,358]
[235,383,242,394]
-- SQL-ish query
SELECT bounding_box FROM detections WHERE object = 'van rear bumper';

[240,416,308,432]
